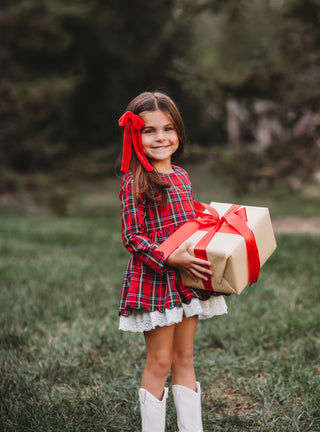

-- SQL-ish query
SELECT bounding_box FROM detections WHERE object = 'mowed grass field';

[1,166,320,431]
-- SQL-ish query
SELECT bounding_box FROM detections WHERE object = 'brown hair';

[121,91,186,207]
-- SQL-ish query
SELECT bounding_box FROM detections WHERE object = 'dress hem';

[119,290,223,317]
[119,295,228,333]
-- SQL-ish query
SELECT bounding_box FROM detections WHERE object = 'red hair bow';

[119,111,154,173]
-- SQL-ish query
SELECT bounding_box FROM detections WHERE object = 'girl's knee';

[147,351,172,378]
[172,346,194,370]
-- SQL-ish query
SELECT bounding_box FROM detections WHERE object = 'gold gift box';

[180,202,277,295]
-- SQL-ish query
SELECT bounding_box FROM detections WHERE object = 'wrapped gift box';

[178,202,277,295]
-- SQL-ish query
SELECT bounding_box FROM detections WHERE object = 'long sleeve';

[120,176,168,275]
[119,166,216,317]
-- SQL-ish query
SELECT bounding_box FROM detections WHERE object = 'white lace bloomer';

[119,295,227,333]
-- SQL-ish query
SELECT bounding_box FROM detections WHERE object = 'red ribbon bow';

[156,202,261,291]
[119,111,154,173]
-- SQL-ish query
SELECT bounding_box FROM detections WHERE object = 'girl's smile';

[139,110,179,173]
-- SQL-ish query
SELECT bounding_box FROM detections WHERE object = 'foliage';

[0,1,88,173]
[1,0,320,193]
[178,0,320,107]
[0,0,192,173]
[209,135,320,195]
[0,212,320,431]
[174,0,320,189]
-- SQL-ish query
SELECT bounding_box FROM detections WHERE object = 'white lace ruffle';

[119,295,228,333]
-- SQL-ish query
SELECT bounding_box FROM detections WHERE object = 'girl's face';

[139,109,179,173]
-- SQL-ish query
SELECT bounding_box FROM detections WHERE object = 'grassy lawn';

[1,166,320,431]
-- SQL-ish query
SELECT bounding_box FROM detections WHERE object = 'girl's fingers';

[191,263,212,273]
[191,257,212,267]
[190,268,209,281]
[189,262,213,280]
[178,243,212,265]
[180,243,211,265]
[185,269,198,282]
[187,264,211,280]
[185,266,211,282]
[168,245,212,279]
[189,262,212,277]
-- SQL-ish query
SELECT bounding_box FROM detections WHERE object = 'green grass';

[0,210,319,431]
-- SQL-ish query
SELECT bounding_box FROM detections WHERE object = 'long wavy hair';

[120,91,186,207]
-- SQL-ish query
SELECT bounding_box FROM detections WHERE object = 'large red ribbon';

[119,111,154,172]
[156,202,261,291]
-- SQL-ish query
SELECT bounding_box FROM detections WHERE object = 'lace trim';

[119,296,227,333]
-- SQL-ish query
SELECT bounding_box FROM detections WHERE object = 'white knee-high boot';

[139,387,168,432]
[172,381,203,432]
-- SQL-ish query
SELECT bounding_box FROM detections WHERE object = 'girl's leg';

[171,315,203,431]
[171,315,198,390]
[141,324,175,400]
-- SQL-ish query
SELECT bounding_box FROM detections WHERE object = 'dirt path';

[272,217,320,234]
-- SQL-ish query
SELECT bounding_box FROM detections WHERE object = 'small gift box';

[157,202,277,295]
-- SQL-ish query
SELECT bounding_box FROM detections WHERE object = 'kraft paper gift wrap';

[178,202,277,295]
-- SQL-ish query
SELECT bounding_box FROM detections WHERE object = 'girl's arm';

[120,177,167,275]
[120,173,212,280]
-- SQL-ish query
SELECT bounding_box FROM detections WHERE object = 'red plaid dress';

[119,165,219,317]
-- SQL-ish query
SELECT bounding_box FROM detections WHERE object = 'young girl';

[118,91,227,432]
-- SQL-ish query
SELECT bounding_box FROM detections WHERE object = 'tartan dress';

[119,165,219,318]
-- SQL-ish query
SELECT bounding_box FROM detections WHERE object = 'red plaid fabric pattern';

[119,165,218,317]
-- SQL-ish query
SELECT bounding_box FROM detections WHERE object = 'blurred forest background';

[1,0,320,212]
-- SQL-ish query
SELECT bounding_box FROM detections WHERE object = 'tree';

[67,0,193,150]
[0,1,85,175]
[173,0,320,189]
[0,0,193,178]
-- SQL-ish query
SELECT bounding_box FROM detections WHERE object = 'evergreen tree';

[0,0,192,176]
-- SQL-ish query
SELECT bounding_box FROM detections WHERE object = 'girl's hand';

[166,241,212,282]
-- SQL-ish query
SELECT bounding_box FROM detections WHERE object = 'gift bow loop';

[119,111,154,173]
[156,202,261,291]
